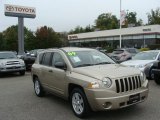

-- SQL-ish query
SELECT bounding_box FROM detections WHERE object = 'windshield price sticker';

[67,52,76,56]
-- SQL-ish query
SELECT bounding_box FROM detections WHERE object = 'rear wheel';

[70,88,91,118]
[34,78,45,97]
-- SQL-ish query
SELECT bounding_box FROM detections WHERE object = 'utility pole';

[120,0,122,48]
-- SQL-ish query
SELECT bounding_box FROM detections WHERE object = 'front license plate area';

[127,93,140,105]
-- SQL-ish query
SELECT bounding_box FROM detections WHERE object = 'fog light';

[102,102,112,109]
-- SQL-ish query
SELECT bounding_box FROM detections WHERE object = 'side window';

[39,53,44,64]
[51,52,65,67]
[41,52,52,66]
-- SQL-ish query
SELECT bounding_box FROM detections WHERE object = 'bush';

[139,48,150,51]
[104,46,114,53]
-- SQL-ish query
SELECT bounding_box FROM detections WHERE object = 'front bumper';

[0,66,25,73]
[84,81,148,111]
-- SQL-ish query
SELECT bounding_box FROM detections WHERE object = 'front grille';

[6,61,20,65]
[115,76,141,93]
[6,66,21,70]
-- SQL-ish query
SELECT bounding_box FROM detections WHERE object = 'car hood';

[121,60,155,66]
[73,64,140,80]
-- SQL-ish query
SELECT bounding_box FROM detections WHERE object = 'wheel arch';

[32,74,38,83]
[68,83,85,100]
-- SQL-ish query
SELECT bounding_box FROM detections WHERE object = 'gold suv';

[31,47,148,118]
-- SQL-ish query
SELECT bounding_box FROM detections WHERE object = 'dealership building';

[68,25,160,49]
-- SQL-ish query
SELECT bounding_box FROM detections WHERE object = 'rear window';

[126,49,136,53]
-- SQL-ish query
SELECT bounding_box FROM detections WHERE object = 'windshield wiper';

[76,64,94,67]
[94,62,113,65]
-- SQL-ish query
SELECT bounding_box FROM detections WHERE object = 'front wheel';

[19,71,25,75]
[34,78,45,97]
[154,74,160,85]
[70,88,91,118]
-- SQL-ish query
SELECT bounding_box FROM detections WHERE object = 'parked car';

[110,49,132,63]
[121,50,160,79]
[125,48,139,56]
[21,49,44,70]
[0,51,25,75]
[31,47,148,118]
[152,61,160,85]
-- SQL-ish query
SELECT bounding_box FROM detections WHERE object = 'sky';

[0,0,160,32]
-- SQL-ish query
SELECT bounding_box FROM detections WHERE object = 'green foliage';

[139,48,150,51]
[124,11,143,27]
[0,32,4,50]
[0,25,65,51]
[95,13,119,30]
[3,25,18,51]
[147,8,160,25]
[104,46,114,53]
[69,25,94,34]
[35,26,62,49]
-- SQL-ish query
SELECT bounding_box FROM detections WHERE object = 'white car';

[0,51,26,75]
[121,50,160,79]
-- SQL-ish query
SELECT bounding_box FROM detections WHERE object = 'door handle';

[48,70,53,72]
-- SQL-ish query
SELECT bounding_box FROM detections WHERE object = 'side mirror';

[54,62,67,70]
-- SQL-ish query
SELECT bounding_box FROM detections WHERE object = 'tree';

[69,25,94,34]
[2,25,35,51]
[3,25,18,51]
[0,32,4,50]
[35,26,62,49]
[95,13,119,30]
[124,11,143,27]
[147,8,160,25]
[24,30,36,50]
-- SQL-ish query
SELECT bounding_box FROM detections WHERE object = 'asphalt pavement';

[0,72,160,120]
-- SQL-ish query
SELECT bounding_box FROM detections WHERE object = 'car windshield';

[113,50,124,54]
[0,52,17,59]
[132,51,159,60]
[67,50,115,68]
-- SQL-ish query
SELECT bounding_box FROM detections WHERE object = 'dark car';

[21,49,44,70]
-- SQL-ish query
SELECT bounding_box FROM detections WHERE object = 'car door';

[46,52,67,95]
[40,52,53,88]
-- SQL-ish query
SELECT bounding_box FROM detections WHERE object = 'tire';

[34,78,45,97]
[154,74,160,85]
[149,68,154,80]
[70,88,91,118]
[19,71,25,76]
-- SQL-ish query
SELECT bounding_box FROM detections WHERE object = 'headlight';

[137,64,146,68]
[20,61,25,65]
[140,72,146,82]
[87,81,100,89]
[102,77,112,88]
[0,63,5,68]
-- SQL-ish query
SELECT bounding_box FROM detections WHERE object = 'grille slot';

[6,61,20,65]
[115,76,141,93]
